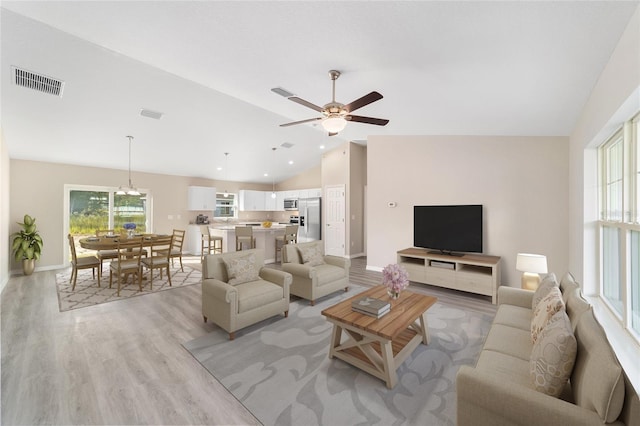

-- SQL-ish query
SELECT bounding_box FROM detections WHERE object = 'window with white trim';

[598,112,640,340]
[215,192,237,218]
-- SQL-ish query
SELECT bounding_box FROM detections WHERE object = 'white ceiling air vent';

[12,66,64,97]
[140,109,163,120]
[280,142,294,148]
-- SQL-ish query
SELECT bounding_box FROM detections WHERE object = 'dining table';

[78,234,169,250]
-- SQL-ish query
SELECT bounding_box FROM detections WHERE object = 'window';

[216,192,236,218]
[66,185,151,256]
[598,112,640,342]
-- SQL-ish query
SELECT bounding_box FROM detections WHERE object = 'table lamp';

[516,253,548,290]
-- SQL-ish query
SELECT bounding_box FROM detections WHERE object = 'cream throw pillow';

[298,245,325,267]
[532,272,559,310]
[530,310,577,398]
[223,253,259,285]
[531,286,565,344]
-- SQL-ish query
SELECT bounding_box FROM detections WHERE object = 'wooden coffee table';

[321,286,437,388]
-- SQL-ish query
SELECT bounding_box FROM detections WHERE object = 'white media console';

[397,248,502,304]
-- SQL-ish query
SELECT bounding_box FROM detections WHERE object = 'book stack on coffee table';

[351,296,391,318]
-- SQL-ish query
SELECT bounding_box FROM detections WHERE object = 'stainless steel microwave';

[284,198,298,210]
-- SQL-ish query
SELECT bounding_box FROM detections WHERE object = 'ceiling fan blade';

[280,117,322,127]
[288,96,324,112]
[328,132,338,137]
[344,91,383,113]
[346,115,389,126]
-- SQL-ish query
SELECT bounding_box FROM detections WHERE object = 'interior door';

[324,184,345,256]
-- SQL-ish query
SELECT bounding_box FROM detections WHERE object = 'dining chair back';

[201,227,223,260]
[94,229,118,277]
[95,229,114,236]
[68,234,100,290]
[109,236,145,296]
[275,225,299,263]
[153,229,186,271]
[141,235,173,289]
[235,226,255,251]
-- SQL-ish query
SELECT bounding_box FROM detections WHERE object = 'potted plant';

[11,214,44,276]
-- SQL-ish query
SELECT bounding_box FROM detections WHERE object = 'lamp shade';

[516,253,548,273]
[322,115,347,133]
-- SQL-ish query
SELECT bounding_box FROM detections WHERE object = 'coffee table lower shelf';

[326,316,429,389]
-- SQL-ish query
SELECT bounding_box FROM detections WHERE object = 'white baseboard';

[348,252,365,259]
[366,265,383,273]
[10,263,66,276]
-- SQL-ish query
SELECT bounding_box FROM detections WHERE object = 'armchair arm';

[282,263,314,279]
[259,268,292,289]
[456,366,603,426]
[498,286,534,308]
[202,278,237,304]
[325,255,351,270]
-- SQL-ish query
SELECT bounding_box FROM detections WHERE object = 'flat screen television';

[414,205,483,255]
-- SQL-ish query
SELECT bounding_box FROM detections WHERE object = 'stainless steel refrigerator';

[298,197,321,242]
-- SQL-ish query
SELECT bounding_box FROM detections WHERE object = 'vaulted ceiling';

[1,1,637,183]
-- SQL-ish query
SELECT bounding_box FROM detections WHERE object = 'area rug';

[55,265,201,312]
[183,285,494,426]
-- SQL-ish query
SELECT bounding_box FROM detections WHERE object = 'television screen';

[414,205,483,254]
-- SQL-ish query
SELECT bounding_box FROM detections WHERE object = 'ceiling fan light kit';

[279,69,388,135]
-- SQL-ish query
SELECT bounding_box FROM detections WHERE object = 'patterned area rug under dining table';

[55,264,201,312]
[183,284,494,426]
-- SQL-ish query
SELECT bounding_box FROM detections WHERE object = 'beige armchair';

[202,248,291,340]
[282,240,351,305]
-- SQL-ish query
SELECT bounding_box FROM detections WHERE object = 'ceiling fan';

[279,70,389,136]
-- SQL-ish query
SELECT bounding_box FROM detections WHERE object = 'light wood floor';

[1,256,496,425]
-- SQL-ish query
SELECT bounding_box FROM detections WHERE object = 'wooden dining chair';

[235,226,256,251]
[141,235,173,289]
[275,224,299,263]
[68,234,100,290]
[109,237,145,296]
[153,229,185,272]
[95,229,118,277]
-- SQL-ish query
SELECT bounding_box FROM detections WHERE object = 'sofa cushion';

[571,309,625,423]
[564,287,590,331]
[492,305,532,331]
[236,280,284,314]
[475,350,531,388]
[532,272,559,310]
[314,264,346,286]
[531,286,565,344]
[559,272,579,304]
[298,244,325,267]
[224,253,259,286]
[530,310,577,398]
[482,324,532,361]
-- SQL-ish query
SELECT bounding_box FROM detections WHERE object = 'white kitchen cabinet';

[187,224,205,255]
[275,191,286,211]
[264,191,277,211]
[188,186,216,210]
[307,188,322,198]
[239,190,266,211]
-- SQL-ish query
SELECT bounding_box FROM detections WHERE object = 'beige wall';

[8,159,272,272]
[1,129,9,293]
[569,6,640,294]
[276,165,321,190]
[367,135,569,286]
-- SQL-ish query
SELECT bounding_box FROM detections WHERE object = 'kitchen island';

[209,224,286,263]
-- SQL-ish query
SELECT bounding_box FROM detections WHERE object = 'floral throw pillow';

[532,272,559,310]
[223,253,259,286]
[298,245,325,267]
[531,286,565,344]
[530,310,577,397]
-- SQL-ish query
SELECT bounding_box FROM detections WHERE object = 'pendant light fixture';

[223,152,230,198]
[271,147,277,199]
[116,135,140,196]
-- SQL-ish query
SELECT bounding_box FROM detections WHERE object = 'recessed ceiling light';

[319,145,325,150]
[288,160,294,165]
[217,167,222,171]
[264,173,269,177]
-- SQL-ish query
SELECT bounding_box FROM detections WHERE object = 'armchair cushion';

[298,244,325,266]
[223,252,259,285]
[315,263,348,286]
[237,280,286,314]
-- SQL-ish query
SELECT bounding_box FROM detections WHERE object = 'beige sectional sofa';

[457,273,639,425]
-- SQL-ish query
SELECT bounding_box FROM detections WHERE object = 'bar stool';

[275,225,299,263]
[235,226,256,251]
[201,228,223,260]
